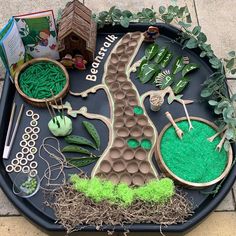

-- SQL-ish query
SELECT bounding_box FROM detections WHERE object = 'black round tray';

[0,23,235,234]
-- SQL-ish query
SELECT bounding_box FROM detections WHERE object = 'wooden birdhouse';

[58,0,97,62]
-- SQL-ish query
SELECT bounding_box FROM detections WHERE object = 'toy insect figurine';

[74,54,87,70]
[144,26,160,42]
[60,54,74,69]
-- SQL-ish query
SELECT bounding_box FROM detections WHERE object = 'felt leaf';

[67,157,99,168]
[82,121,101,149]
[145,44,159,60]
[172,57,185,74]
[65,135,97,149]
[140,63,158,84]
[182,63,199,77]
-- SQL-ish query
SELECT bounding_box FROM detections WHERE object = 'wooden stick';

[60,98,66,124]
[165,111,184,139]
[50,89,62,118]
[50,102,60,128]
[181,99,193,131]
[45,99,54,121]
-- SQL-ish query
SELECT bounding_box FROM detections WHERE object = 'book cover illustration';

[15,11,59,59]
[0,18,25,78]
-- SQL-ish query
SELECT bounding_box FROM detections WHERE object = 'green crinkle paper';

[69,174,174,206]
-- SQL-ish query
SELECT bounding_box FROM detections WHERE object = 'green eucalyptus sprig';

[92,1,236,151]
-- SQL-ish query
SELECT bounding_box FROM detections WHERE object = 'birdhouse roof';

[58,0,96,52]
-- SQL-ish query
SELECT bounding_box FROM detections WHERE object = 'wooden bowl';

[156,117,233,189]
[14,58,69,107]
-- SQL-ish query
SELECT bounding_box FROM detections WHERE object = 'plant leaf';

[228,51,235,57]
[65,135,97,149]
[172,56,185,74]
[66,157,99,168]
[145,43,159,60]
[182,63,199,77]
[185,38,198,49]
[140,63,159,83]
[82,121,101,149]
[62,145,91,155]
[208,100,218,106]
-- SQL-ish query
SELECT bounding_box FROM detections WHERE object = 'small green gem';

[141,139,152,150]
[127,139,140,149]
[133,106,144,115]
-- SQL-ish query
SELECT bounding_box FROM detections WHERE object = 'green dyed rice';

[160,120,228,183]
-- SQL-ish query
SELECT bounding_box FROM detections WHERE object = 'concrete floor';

[0,0,236,235]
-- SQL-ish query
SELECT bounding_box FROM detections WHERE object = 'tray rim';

[0,23,235,233]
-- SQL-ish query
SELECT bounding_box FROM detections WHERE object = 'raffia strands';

[45,184,193,234]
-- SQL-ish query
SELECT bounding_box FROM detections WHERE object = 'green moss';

[70,175,174,206]
[161,120,228,183]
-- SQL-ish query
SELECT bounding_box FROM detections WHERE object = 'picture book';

[0,10,59,80]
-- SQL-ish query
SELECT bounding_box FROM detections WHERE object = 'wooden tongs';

[3,103,24,159]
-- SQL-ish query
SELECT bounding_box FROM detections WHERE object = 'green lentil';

[160,120,228,183]
[19,62,66,99]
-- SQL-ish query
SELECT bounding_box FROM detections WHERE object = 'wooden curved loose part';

[129,58,143,73]
[165,111,184,139]
[216,132,226,152]
[69,84,106,97]
[207,126,228,142]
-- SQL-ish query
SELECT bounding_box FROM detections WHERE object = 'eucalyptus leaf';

[226,58,234,69]
[185,38,198,49]
[159,6,166,14]
[192,26,201,35]
[225,128,234,140]
[208,100,218,106]
[228,51,235,57]
[223,140,230,151]
[197,32,207,43]
[145,43,159,60]
[120,16,130,28]
[200,88,213,98]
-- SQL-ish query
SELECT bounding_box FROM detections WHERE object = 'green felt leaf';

[172,56,185,74]
[82,121,101,149]
[67,157,99,168]
[138,58,148,78]
[65,135,97,150]
[182,63,199,77]
[145,43,159,60]
[140,63,158,83]
[154,47,168,64]
[160,52,173,68]
[160,75,175,89]
[172,76,190,94]
[62,145,91,155]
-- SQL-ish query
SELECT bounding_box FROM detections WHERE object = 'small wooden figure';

[165,111,184,139]
[74,54,87,70]
[144,26,160,42]
[60,54,74,69]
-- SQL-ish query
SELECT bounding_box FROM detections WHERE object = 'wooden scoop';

[165,112,184,139]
